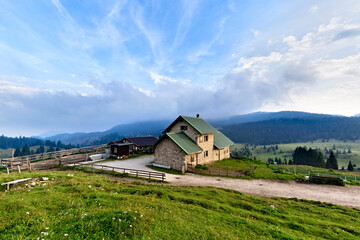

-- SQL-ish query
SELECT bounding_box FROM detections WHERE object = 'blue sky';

[1,0,360,136]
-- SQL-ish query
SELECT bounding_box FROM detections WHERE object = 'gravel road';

[98,155,360,208]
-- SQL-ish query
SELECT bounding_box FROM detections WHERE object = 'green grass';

[207,158,301,181]
[0,170,359,239]
[0,148,13,159]
[232,139,360,168]
[147,165,183,175]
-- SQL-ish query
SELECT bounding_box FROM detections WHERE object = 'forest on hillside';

[221,117,360,145]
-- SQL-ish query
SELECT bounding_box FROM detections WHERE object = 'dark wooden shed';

[120,136,158,151]
[109,142,135,157]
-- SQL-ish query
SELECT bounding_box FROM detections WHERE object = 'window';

[180,125,188,130]
[191,156,194,162]
[204,135,208,142]
[198,136,202,143]
[204,151,208,157]
[113,147,117,153]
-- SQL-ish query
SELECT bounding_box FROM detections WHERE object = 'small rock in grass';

[270,205,275,209]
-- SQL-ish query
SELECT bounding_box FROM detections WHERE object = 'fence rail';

[0,145,106,167]
[71,163,166,182]
[194,166,360,183]
[277,168,360,182]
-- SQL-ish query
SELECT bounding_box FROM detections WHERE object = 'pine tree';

[347,161,354,171]
[21,144,30,156]
[14,148,21,157]
[325,151,338,170]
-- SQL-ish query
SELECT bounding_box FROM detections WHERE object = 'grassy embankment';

[1,170,359,239]
[199,158,300,181]
[232,139,360,168]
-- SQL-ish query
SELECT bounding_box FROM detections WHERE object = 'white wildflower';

[64,233,68,237]
[26,212,30,215]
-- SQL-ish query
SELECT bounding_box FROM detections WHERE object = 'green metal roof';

[161,115,234,150]
[181,116,219,134]
[214,132,234,149]
[166,132,202,154]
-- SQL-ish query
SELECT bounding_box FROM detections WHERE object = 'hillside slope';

[221,117,360,145]
[0,171,359,239]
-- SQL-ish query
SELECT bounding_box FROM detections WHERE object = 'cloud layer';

[1,1,360,136]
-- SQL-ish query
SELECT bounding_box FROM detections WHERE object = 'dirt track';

[89,156,360,208]
[166,174,360,208]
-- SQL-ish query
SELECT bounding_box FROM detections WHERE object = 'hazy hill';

[210,111,332,127]
[45,120,171,145]
[221,117,360,145]
[23,111,358,146]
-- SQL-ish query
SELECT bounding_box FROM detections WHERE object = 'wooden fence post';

[7,167,9,174]
[27,159,32,171]
[17,165,21,173]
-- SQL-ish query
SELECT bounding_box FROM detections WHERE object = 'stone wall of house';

[213,146,231,161]
[197,133,215,164]
[169,120,199,142]
[185,153,198,164]
[154,139,186,171]
[223,146,230,159]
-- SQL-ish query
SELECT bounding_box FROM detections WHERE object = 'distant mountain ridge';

[221,116,360,145]
[209,111,332,127]
[43,111,356,146]
[45,120,171,146]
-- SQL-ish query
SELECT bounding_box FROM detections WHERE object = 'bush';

[244,165,257,176]
[195,164,208,170]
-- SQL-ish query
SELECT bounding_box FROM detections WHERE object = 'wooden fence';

[0,145,106,167]
[277,168,360,183]
[71,163,166,182]
[193,167,246,177]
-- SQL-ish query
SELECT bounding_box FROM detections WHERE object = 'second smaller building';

[108,142,135,157]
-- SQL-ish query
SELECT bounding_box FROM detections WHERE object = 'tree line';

[12,141,77,157]
[222,117,360,145]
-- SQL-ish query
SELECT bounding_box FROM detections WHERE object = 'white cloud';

[173,1,198,48]
[224,18,360,116]
[309,5,318,14]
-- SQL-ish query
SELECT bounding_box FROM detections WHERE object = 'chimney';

[196,114,200,118]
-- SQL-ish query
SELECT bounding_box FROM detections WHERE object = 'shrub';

[195,164,208,170]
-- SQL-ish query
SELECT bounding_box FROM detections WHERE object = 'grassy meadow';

[0,148,13,159]
[232,139,360,169]
[201,158,300,181]
[1,170,360,239]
